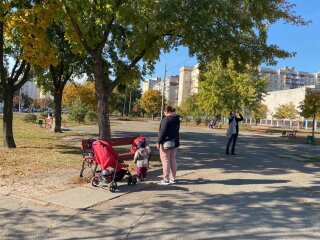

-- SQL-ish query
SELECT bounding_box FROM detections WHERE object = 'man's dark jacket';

[228,114,243,134]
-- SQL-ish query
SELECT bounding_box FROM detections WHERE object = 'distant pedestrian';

[157,105,180,185]
[134,140,150,182]
[208,116,217,129]
[226,111,243,155]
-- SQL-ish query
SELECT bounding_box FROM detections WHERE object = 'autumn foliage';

[62,82,96,110]
[140,89,162,119]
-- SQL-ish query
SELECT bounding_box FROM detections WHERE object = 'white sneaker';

[169,179,176,184]
[158,179,170,185]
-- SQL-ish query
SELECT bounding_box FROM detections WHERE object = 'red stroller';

[91,139,137,192]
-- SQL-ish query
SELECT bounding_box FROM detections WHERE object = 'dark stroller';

[91,139,136,192]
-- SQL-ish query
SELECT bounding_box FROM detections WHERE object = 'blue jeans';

[226,134,238,153]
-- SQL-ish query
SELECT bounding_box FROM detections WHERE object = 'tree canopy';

[176,95,200,119]
[63,82,96,110]
[198,59,268,115]
[140,89,162,119]
[299,89,320,119]
[251,102,268,120]
[0,0,309,146]
[273,102,297,119]
[299,89,320,139]
[59,0,307,138]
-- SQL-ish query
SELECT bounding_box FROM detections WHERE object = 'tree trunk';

[93,55,111,139]
[3,90,16,148]
[53,90,63,133]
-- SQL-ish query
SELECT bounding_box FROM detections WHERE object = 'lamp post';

[160,64,167,120]
[128,88,132,116]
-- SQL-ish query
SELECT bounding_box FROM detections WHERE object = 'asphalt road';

[2,120,320,239]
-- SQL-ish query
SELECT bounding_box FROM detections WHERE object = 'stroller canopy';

[92,140,125,170]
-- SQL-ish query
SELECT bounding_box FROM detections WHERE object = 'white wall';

[262,86,314,119]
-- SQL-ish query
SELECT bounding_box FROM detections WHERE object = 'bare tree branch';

[12,60,27,85]
[63,4,93,54]
[13,63,30,92]
[9,51,22,80]
[109,30,176,91]
[96,0,123,52]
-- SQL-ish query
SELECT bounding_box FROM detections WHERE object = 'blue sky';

[147,0,320,79]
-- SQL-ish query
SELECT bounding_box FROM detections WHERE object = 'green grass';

[0,114,86,179]
[0,114,161,180]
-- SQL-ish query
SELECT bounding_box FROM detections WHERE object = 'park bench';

[281,129,298,139]
[288,130,298,139]
[248,125,270,134]
[79,136,137,177]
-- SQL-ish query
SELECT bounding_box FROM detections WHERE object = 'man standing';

[226,112,243,155]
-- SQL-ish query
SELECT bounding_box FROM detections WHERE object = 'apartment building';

[150,75,179,106]
[142,77,161,94]
[177,64,200,106]
[21,81,41,99]
[191,64,200,95]
[260,67,320,92]
[177,66,193,106]
[142,63,200,107]
[152,79,162,92]
[165,75,179,106]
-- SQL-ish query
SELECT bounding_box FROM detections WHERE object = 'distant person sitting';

[208,117,217,129]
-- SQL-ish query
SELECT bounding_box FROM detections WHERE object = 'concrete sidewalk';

[2,121,320,239]
[41,168,194,210]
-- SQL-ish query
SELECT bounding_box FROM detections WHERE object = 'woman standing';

[157,105,180,185]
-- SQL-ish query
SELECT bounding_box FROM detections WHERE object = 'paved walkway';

[2,121,320,239]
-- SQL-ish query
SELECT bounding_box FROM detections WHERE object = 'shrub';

[40,112,48,118]
[68,98,87,123]
[194,117,201,125]
[86,110,98,123]
[23,114,37,123]
[204,118,210,126]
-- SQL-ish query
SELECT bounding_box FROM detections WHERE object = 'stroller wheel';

[127,176,133,185]
[131,177,137,186]
[91,177,99,187]
[109,181,117,192]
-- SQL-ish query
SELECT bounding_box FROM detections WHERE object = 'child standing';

[134,141,150,181]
